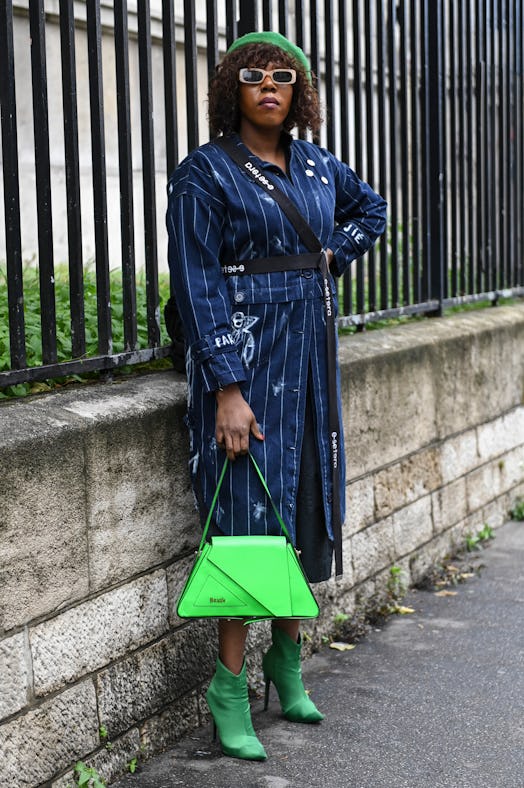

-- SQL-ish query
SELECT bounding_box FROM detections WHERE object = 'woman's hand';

[326,248,335,270]
[215,384,264,460]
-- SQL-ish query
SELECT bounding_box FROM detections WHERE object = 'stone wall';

[1,304,524,787]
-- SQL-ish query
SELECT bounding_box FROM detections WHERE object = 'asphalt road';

[111,520,524,788]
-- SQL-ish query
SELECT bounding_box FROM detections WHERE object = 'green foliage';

[330,611,353,642]
[465,524,494,551]
[127,758,138,774]
[386,564,408,601]
[510,499,524,521]
[443,296,517,316]
[2,257,522,400]
[97,724,114,750]
[0,263,171,399]
[73,762,106,788]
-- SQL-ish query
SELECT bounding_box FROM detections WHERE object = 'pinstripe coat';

[166,133,386,553]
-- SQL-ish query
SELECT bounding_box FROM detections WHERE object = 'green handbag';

[176,453,319,624]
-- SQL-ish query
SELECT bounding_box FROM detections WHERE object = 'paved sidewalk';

[112,520,524,788]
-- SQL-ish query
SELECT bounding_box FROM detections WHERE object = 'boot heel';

[263,677,271,711]
[262,629,324,723]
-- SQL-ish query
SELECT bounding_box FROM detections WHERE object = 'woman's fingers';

[215,384,264,459]
[250,417,265,442]
[222,425,250,460]
[219,423,261,460]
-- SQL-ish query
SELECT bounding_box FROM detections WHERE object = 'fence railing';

[1,0,523,387]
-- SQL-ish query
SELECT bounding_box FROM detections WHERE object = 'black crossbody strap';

[216,136,322,254]
[215,135,343,576]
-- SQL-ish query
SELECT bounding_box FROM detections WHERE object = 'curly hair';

[208,43,322,138]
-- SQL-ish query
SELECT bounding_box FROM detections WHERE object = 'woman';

[167,31,387,761]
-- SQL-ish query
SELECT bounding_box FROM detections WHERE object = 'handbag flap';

[177,543,273,618]
[286,544,319,617]
[207,535,293,617]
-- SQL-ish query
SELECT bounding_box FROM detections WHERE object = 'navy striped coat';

[166,134,386,552]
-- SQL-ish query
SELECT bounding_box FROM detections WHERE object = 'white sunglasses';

[238,67,297,85]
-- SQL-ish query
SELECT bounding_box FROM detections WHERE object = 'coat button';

[234,292,245,303]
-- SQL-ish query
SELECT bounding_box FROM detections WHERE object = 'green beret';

[226,32,312,82]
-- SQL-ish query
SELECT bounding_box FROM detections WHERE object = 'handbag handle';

[197,452,292,553]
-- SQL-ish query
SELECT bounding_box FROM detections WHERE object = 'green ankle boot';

[262,628,324,723]
[206,658,267,760]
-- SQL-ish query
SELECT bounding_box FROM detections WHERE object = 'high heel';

[264,677,271,711]
[206,658,267,760]
[262,628,324,723]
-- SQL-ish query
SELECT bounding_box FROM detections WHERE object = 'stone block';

[166,554,198,628]
[343,338,438,477]
[432,477,468,533]
[433,310,524,436]
[450,512,486,546]
[466,461,504,514]
[353,577,377,606]
[314,582,356,630]
[373,446,442,519]
[374,557,411,599]
[97,640,172,740]
[323,570,354,604]
[0,632,28,720]
[439,430,479,485]
[196,686,212,726]
[340,532,355,588]
[90,728,142,786]
[499,491,516,522]
[345,477,375,535]
[350,517,395,585]
[481,496,512,531]
[245,619,271,655]
[511,480,524,506]
[31,571,169,696]
[0,439,88,633]
[408,529,461,583]
[163,620,218,699]
[0,681,98,786]
[392,495,433,556]
[499,445,524,493]
[97,621,217,739]
[139,692,200,756]
[476,409,524,461]
[51,728,141,788]
[83,398,197,592]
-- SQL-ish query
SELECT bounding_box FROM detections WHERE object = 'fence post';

[238,0,258,35]
[0,0,26,369]
[424,0,446,313]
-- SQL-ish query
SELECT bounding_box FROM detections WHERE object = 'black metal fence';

[1,0,523,387]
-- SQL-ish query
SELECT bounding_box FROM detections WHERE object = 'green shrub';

[0,263,171,399]
[510,499,524,521]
